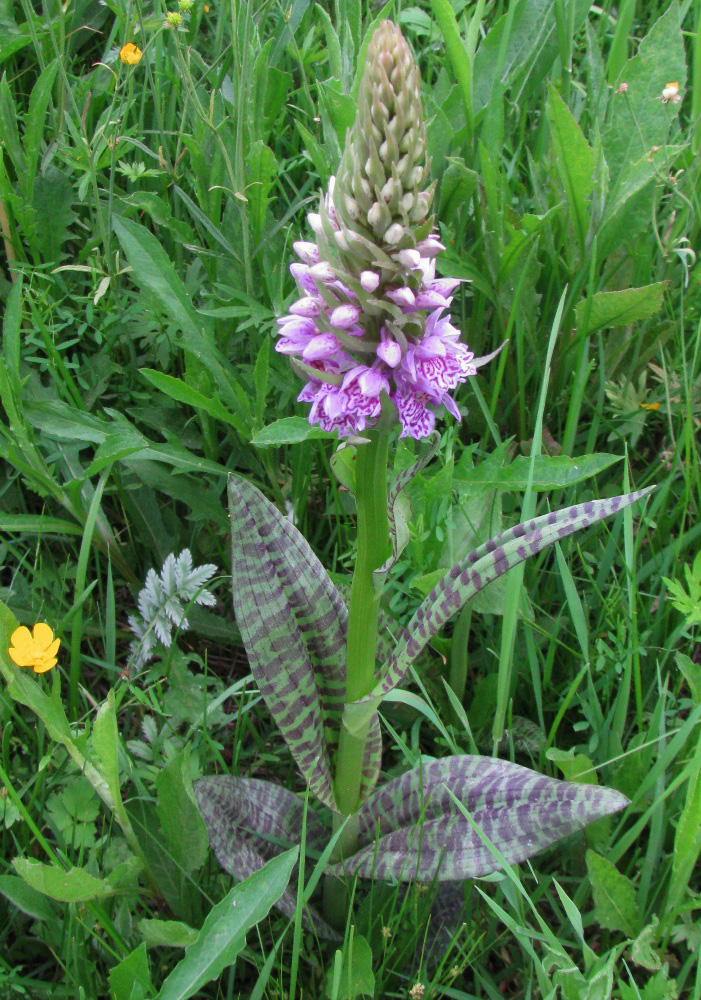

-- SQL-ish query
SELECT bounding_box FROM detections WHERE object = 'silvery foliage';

[128,549,217,670]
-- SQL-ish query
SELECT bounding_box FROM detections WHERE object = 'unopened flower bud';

[289,296,322,317]
[293,241,320,265]
[377,334,402,367]
[360,270,381,292]
[386,287,415,308]
[397,249,421,269]
[330,304,362,328]
[303,333,339,360]
[416,236,445,256]
[384,222,405,245]
[309,261,337,283]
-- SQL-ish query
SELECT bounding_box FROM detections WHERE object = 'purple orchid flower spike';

[274,21,494,440]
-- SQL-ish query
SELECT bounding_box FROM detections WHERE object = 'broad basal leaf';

[194,776,338,940]
[228,475,380,808]
[330,756,628,881]
[343,489,652,733]
[228,475,346,808]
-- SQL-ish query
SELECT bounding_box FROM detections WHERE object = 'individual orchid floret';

[275,21,494,439]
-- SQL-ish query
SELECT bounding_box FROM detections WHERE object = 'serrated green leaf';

[89,691,123,812]
[139,919,198,949]
[0,874,56,921]
[113,217,247,425]
[156,748,208,876]
[453,452,622,491]
[246,141,277,246]
[13,859,112,903]
[156,849,298,1000]
[546,85,594,252]
[575,283,665,334]
[602,4,686,186]
[629,917,662,972]
[586,849,640,938]
[109,942,152,1000]
[250,416,335,447]
[24,61,59,198]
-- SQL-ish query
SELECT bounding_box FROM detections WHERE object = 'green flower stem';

[333,430,391,817]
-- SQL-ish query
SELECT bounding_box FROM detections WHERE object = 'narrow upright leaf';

[586,850,640,938]
[228,475,380,807]
[228,475,345,808]
[330,756,628,881]
[546,85,594,252]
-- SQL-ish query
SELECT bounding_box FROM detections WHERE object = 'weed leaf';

[156,848,298,1000]
[194,776,338,940]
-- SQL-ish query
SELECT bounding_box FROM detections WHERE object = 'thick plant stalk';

[325,431,391,928]
[334,431,391,818]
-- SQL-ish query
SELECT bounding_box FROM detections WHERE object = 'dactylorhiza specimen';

[128,549,217,671]
[195,22,650,936]
[275,21,497,440]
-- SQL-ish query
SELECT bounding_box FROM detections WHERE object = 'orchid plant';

[194,21,649,935]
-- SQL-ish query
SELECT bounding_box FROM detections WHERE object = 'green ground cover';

[1,0,700,996]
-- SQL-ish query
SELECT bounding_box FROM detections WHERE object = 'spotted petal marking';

[229,475,347,809]
[329,756,629,881]
[194,775,339,940]
[344,489,652,733]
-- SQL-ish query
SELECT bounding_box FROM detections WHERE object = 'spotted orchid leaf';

[228,476,380,809]
[194,775,339,941]
[343,488,652,734]
[228,475,344,808]
[374,433,440,590]
[329,756,629,881]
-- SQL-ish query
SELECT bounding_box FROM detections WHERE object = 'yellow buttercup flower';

[120,43,143,65]
[8,623,60,674]
[640,401,661,411]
